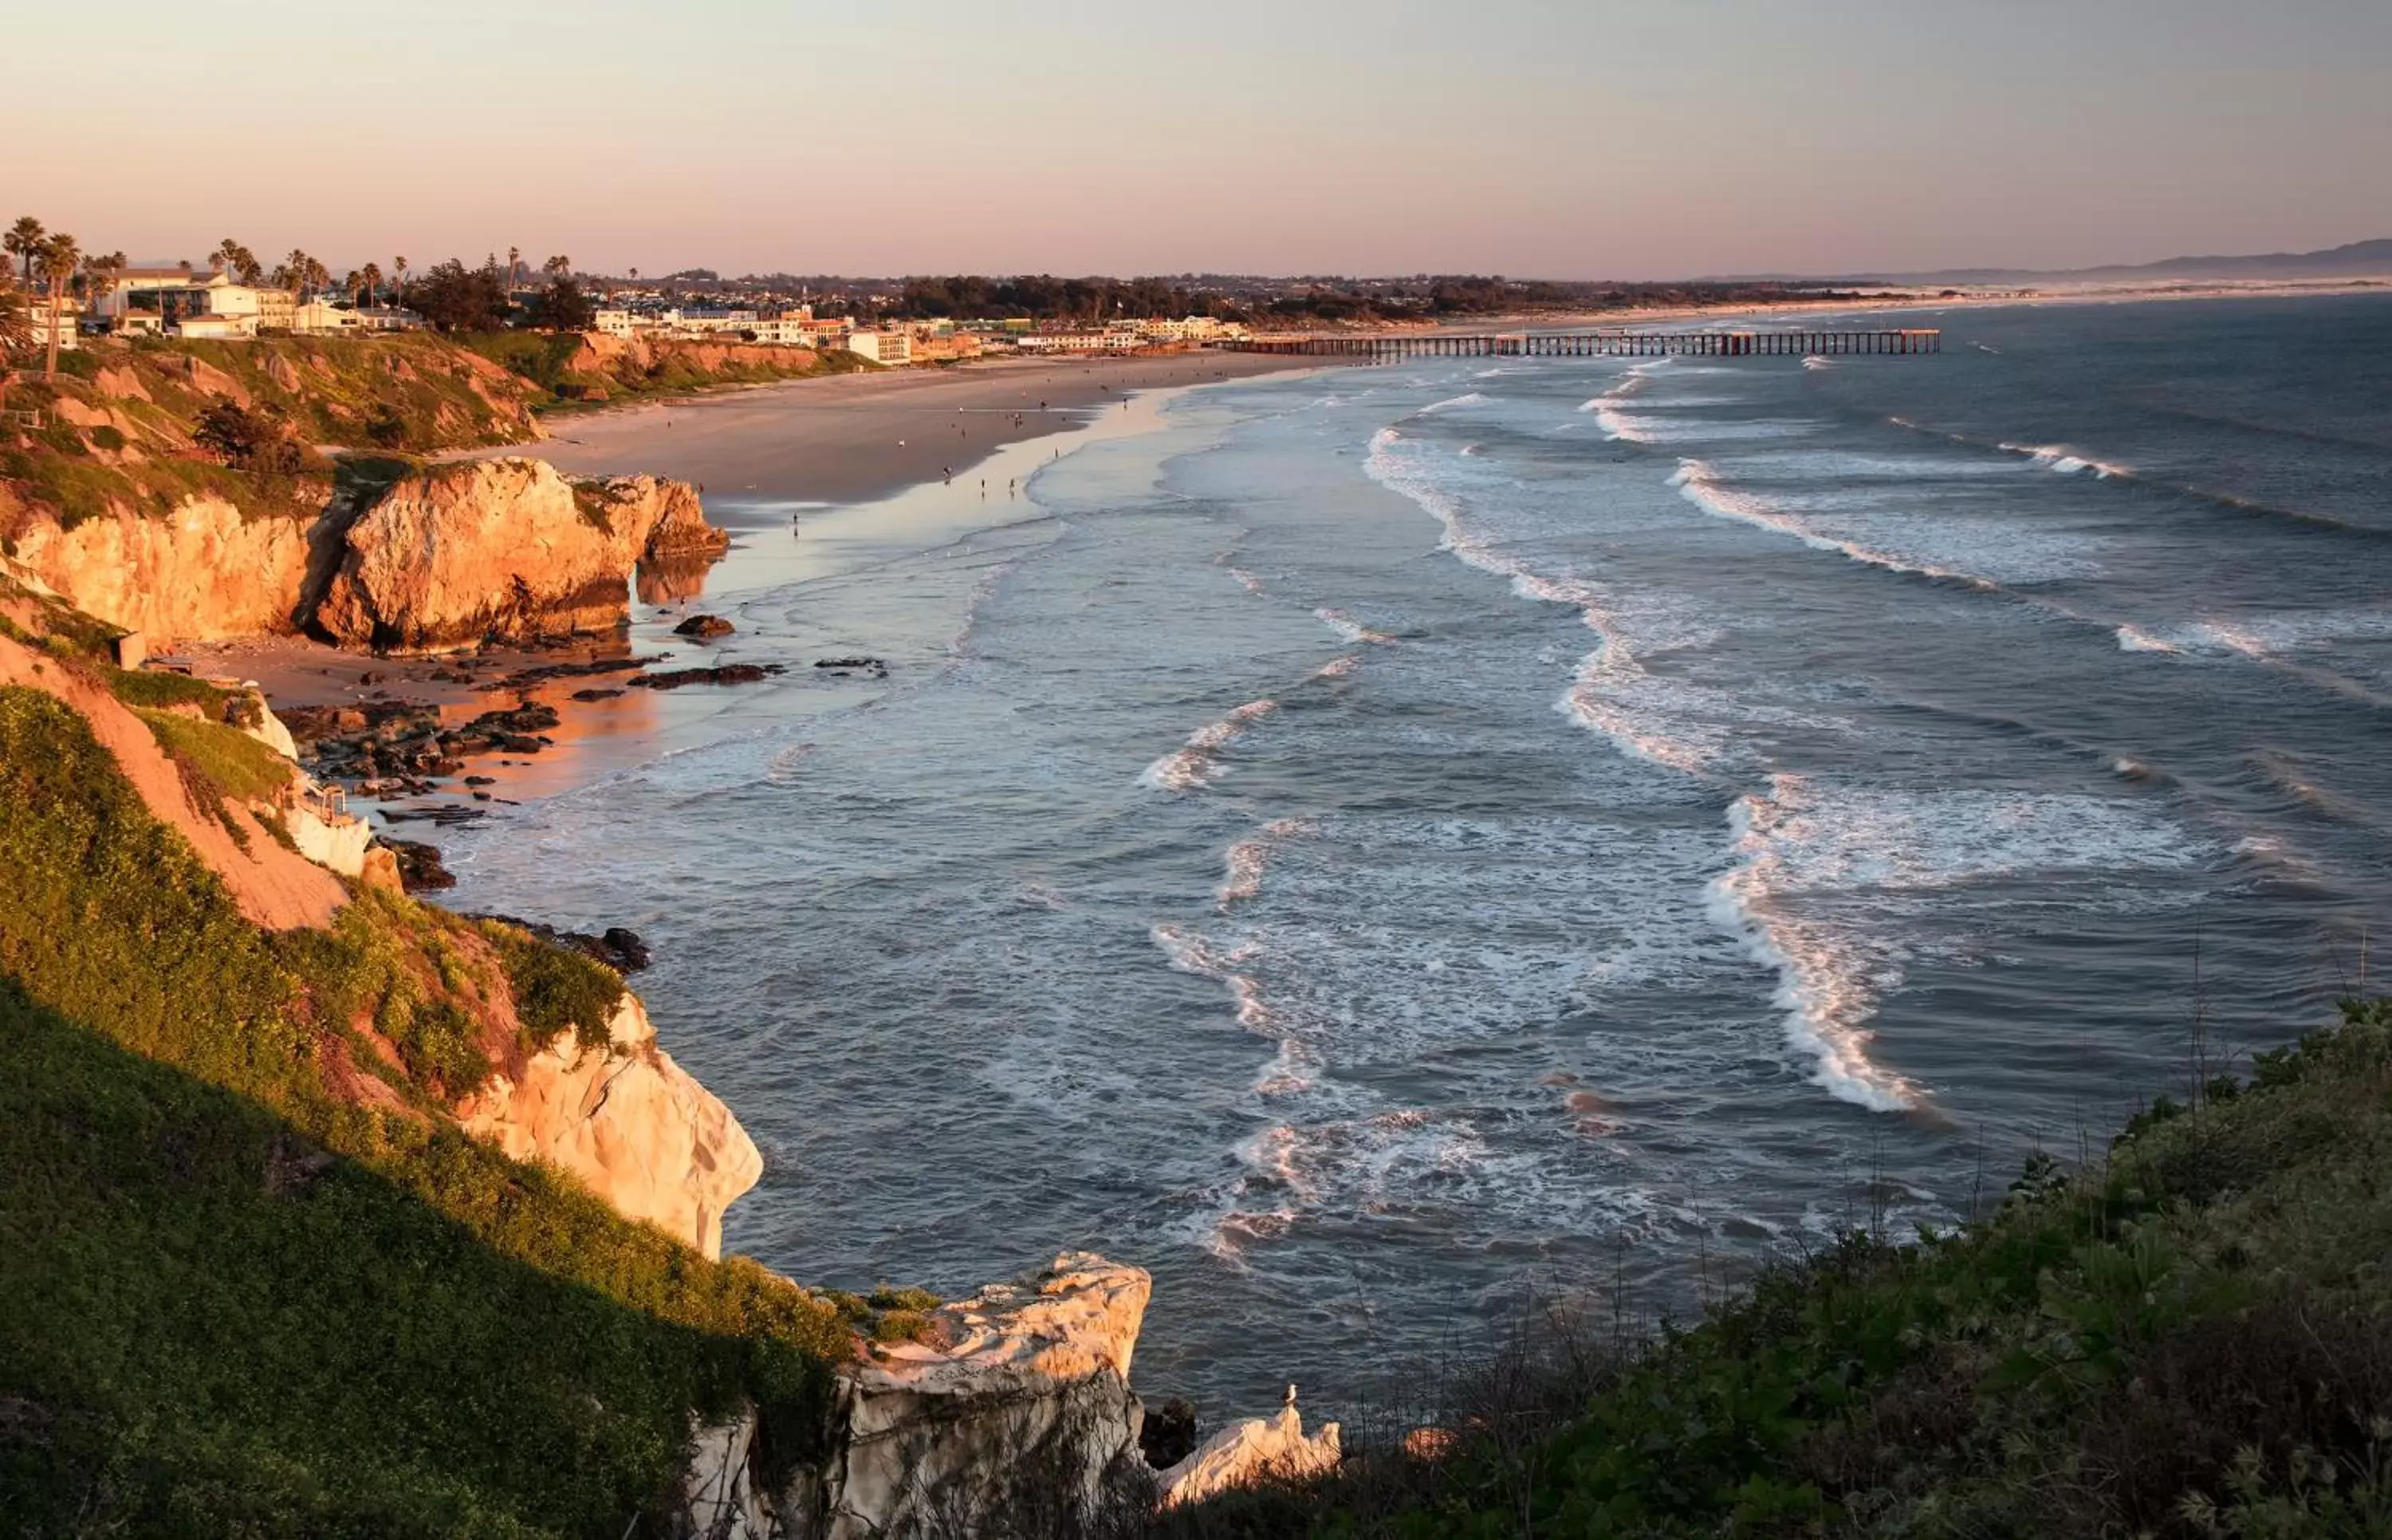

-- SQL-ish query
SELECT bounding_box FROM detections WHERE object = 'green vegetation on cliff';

[459,329,870,412]
[1171,1004,2392,1538]
[1,333,545,534]
[0,683,911,1536]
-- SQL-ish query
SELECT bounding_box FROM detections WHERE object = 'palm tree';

[282,249,314,298]
[543,254,572,281]
[508,246,521,290]
[0,273,33,417]
[6,217,44,284]
[81,251,128,328]
[37,231,81,379]
[356,261,383,307]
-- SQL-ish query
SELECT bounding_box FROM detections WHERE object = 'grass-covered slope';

[1,333,542,534]
[1175,1006,2392,1539]
[0,682,910,1537]
[459,329,872,411]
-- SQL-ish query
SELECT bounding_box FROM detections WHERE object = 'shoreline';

[214,368,1260,840]
[454,350,1319,507]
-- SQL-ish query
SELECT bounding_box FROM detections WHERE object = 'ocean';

[435,293,2392,1416]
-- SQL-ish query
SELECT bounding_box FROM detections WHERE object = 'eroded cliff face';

[455,991,761,1259]
[1,493,313,643]
[676,1255,1157,1539]
[313,458,727,653]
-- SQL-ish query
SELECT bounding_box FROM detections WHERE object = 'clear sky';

[10,0,2389,279]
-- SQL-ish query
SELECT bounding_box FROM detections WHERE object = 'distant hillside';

[1820,237,2392,287]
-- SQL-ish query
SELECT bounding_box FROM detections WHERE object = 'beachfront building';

[1016,330,1139,356]
[593,308,641,337]
[845,329,911,365]
[749,316,823,346]
[101,272,304,339]
[24,298,81,352]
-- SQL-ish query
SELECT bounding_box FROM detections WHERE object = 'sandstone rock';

[671,1253,1155,1540]
[674,614,735,639]
[313,458,726,654]
[456,992,761,1259]
[2,497,313,644]
[1155,1390,1341,1508]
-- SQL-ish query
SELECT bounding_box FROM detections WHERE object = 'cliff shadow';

[0,976,827,1538]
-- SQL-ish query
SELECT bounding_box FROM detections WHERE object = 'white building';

[844,329,911,365]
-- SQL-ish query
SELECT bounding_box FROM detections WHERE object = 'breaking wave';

[1139,698,1280,792]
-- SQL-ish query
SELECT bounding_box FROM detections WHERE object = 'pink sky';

[13,0,2390,278]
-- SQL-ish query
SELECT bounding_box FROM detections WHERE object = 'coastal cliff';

[2,457,726,653]
[678,1255,1158,1539]
[313,458,726,652]
[458,990,761,1259]
[0,490,314,642]
[0,585,1241,1538]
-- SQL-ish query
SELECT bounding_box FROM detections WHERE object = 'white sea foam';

[1418,391,1487,415]
[2115,624,2182,654]
[1218,815,1323,910]
[1706,775,2210,1112]
[1226,566,1267,595]
[1999,441,2133,479]
[1670,458,1999,589]
[1365,428,1745,777]
[1802,356,1834,371]
[1313,654,1360,679]
[1139,698,1280,792]
[1313,607,1395,645]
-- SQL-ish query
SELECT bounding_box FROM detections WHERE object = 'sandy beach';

[460,351,1315,505]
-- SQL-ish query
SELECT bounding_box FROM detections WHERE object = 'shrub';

[87,423,125,451]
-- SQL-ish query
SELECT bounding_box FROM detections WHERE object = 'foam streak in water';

[1139,699,1280,792]
[1705,776,1920,1113]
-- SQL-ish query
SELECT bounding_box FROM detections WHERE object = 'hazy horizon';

[14,0,2390,281]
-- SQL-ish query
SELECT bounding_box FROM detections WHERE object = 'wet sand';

[461,352,1314,505]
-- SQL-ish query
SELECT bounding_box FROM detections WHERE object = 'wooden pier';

[1226,328,1940,360]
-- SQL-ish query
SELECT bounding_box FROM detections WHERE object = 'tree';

[542,254,571,281]
[508,246,521,289]
[402,258,510,332]
[6,216,44,284]
[212,238,262,284]
[0,274,31,417]
[277,249,325,299]
[355,262,383,307]
[81,251,128,328]
[192,401,307,475]
[393,256,408,304]
[35,231,80,379]
[527,277,594,332]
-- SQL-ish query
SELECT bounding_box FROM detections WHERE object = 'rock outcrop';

[671,1254,1155,1539]
[0,493,313,645]
[455,991,761,1259]
[1155,1391,1342,1508]
[313,458,727,653]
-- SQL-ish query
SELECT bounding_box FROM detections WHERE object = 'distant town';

[4,216,1943,375]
